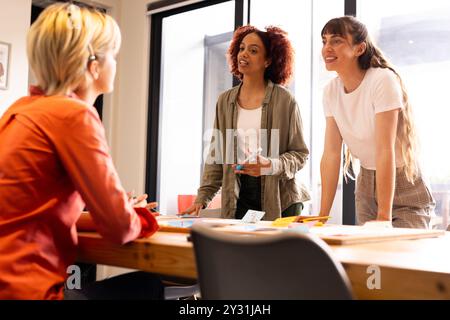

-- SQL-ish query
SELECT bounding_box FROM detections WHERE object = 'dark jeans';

[235,175,303,219]
[64,271,164,300]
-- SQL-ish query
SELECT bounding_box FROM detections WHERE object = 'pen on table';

[297,216,330,223]
[236,147,263,170]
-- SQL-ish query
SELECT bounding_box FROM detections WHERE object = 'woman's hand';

[317,213,331,225]
[127,192,160,216]
[146,202,160,217]
[128,192,147,206]
[178,203,203,216]
[233,155,271,177]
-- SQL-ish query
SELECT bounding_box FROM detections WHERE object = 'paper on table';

[242,210,265,224]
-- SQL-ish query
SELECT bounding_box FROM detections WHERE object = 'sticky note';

[271,216,298,227]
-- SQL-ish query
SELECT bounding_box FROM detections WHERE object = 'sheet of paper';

[241,210,265,224]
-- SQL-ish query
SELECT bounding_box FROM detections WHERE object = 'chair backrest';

[191,223,354,300]
[177,195,197,213]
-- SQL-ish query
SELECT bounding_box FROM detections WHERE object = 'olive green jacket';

[195,80,311,221]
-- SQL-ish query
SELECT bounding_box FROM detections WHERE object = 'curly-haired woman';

[182,25,310,220]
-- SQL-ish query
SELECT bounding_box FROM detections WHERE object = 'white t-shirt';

[236,103,279,175]
[323,67,404,169]
[236,104,262,164]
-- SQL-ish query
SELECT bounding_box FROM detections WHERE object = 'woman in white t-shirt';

[318,16,435,228]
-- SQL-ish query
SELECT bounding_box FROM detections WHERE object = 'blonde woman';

[319,16,435,228]
[0,3,162,299]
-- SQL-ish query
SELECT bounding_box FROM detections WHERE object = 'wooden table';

[77,227,450,299]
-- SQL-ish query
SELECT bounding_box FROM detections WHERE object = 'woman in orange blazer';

[0,3,162,299]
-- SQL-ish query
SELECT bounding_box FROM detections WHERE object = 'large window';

[250,0,344,223]
[358,0,450,228]
[155,1,234,215]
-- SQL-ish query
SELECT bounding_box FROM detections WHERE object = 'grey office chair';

[191,223,354,300]
[164,283,200,300]
[163,275,200,300]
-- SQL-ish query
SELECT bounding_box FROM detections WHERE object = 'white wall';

[0,0,31,115]
[95,0,156,280]
[111,0,154,195]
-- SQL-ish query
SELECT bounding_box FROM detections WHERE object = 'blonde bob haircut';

[27,3,121,96]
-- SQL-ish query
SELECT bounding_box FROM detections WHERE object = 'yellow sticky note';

[314,222,324,227]
[271,216,297,227]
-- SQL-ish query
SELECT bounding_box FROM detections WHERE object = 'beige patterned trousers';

[355,167,436,229]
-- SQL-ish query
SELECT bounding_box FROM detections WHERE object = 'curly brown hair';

[227,25,294,86]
